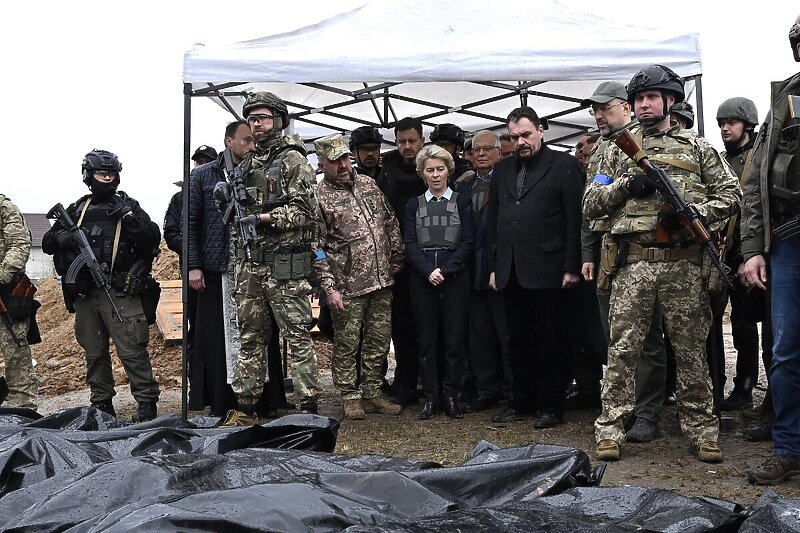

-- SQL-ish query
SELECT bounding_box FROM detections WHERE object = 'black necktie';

[431,196,440,202]
[516,165,527,196]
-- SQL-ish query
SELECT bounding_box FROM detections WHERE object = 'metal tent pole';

[181,82,192,419]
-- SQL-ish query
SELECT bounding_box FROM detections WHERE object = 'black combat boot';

[91,401,116,418]
[131,402,157,423]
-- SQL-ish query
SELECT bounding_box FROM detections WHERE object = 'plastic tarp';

[0,408,793,532]
[181,0,703,145]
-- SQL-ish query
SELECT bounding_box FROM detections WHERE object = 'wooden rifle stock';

[614,130,733,289]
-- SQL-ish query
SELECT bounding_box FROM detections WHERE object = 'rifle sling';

[723,149,755,245]
[648,155,702,175]
[77,199,123,275]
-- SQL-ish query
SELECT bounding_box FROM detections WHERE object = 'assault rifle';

[615,129,734,289]
[222,148,258,261]
[46,203,124,322]
[0,296,20,346]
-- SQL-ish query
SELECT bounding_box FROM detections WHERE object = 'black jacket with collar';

[486,144,583,290]
[187,155,228,274]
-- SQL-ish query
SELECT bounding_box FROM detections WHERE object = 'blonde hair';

[415,144,455,177]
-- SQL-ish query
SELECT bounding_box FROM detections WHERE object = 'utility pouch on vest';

[598,235,619,291]
[290,244,312,280]
[273,246,293,280]
[700,250,729,295]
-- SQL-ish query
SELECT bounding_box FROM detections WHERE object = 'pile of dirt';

[33,243,183,396]
[32,242,330,396]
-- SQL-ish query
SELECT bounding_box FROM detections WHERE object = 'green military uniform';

[313,135,404,403]
[584,123,741,448]
[232,127,321,407]
[0,194,38,409]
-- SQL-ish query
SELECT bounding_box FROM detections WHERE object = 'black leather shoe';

[444,396,464,419]
[419,402,436,420]
[465,396,495,413]
[743,422,773,442]
[534,412,562,429]
[491,407,524,423]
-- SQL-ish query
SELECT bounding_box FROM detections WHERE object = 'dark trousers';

[188,275,237,416]
[467,288,509,400]
[505,269,568,416]
[728,284,766,394]
[706,288,729,408]
[411,270,469,402]
[566,278,606,396]
[390,268,419,395]
[257,312,289,414]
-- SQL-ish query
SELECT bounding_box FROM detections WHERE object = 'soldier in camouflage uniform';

[0,194,38,410]
[313,134,404,420]
[579,82,668,444]
[583,65,741,463]
[216,92,321,426]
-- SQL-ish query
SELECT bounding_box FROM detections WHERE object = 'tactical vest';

[75,198,134,273]
[243,145,301,213]
[415,192,461,250]
[589,122,641,233]
[769,91,800,215]
[611,129,708,236]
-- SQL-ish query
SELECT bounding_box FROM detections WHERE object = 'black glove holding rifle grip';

[626,174,659,198]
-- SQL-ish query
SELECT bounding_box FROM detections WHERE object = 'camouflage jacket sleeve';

[692,136,742,227]
[312,205,336,296]
[739,127,767,260]
[267,151,319,231]
[0,196,31,283]
[582,145,632,220]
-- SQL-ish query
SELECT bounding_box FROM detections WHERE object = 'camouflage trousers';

[233,260,320,404]
[595,259,718,446]
[74,291,160,404]
[331,288,392,401]
[0,317,38,409]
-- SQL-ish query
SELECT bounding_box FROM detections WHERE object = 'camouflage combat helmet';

[790,14,800,62]
[626,64,685,104]
[671,101,695,129]
[349,126,384,151]
[716,97,759,127]
[242,91,290,129]
[82,149,122,186]
[429,123,466,148]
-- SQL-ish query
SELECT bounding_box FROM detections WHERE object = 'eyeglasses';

[473,146,498,154]
[247,113,274,124]
[94,170,119,178]
[589,102,625,116]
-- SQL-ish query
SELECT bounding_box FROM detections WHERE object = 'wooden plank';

[156,279,183,341]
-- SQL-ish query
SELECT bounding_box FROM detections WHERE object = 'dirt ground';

[24,244,800,506]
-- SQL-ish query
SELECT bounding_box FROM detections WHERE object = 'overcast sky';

[2,0,797,222]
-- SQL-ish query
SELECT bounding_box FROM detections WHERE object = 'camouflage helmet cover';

[82,149,122,185]
[716,97,759,127]
[242,91,290,129]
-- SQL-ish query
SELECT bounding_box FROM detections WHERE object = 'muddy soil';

[24,244,800,505]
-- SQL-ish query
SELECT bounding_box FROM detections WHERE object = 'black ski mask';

[90,176,120,202]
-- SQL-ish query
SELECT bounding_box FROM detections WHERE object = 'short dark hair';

[507,107,541,128]
[225,120,248,139]
[394,117,423,139]
[499,133,513,142]
[584,133,601,144]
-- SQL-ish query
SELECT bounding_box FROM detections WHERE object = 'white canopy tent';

[178,0,704,415]
[182,0,704,150]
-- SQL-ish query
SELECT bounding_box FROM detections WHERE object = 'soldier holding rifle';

[583,65,741,463]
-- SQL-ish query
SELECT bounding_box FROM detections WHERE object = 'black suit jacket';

[487,145,583,290]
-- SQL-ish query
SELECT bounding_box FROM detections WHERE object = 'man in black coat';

[487,106,583,429]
